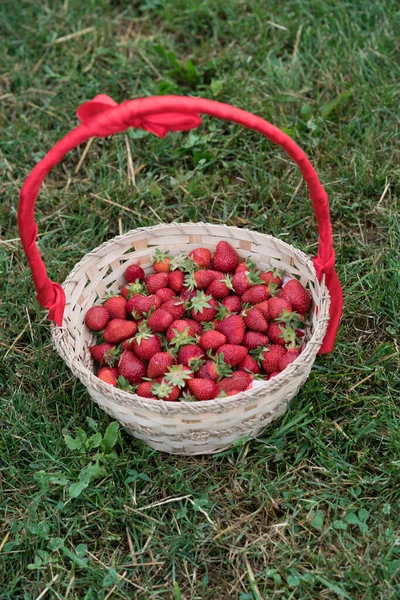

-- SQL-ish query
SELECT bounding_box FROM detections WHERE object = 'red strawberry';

[235,258,257,274]
[282,279,311,314]
[152,378,181,402]
[227,389,241,396]
[166,320,196,344]
[261,345,286,374]
[89,343,119,366]
[199,330,227,351]
[180,286,197,302]
[189,292,218,322]
[190,247,212,268]
[145,273,169,294]
[222,295,242,313]
[147,352,175,378]
[217,372,253,393]
[127,294,161,317]
[238,354,261,375]
[147,308,174,332]
[185,319,204,336]
[85,306,110,331]
[152,249,171,273]
[125,264,145,283]
[232,269,262,295]
[161,298,186,320]
[241,285,270,304]
[206,277,231,300]
[103,319,137,344]
[197,355,232,381]
[188,378,219,400]
[164,364,194,389]
[177,344,205,368]
[193,269,218,290]
[268,297,292,320]
[120,281,145,299]
[215,315,246,345]
[168,270,185,293]
[216,344,248,366]
[267,322,290,345]
[244,307,269,332]
[212,241,239,273]
[242,331,269,350]
[118,350,146,384]
[136,381,156,398]
[260,270,282,287]
[268,371,280,380]
[254,300,269,320]
[97,367,118,387]
[156,287,175,303]
[132,330,162,361]
[278,348,300,371]
[103,296,127,320]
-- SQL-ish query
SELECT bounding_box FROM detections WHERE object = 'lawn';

[1,0,399,598]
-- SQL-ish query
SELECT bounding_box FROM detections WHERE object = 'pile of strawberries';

[85,241,312,401]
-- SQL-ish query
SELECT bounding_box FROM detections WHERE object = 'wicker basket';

[18,95,342,455]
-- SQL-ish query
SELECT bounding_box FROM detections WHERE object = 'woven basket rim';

[52,222,330,415]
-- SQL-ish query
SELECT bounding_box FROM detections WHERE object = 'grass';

[1,0,399,598]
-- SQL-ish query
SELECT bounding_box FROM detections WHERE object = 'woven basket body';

[52,222,330,455]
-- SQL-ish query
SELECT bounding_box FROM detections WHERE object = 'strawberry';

[188,379,219,400]
[147,308,174,332]
[238,354,261,375]
[268,371,280,380]
[232,269,263,295]
[131,324,162,360]
[199,330,227,351]
[103,296,127,320]
[177,344,205,368]
[147,352,175,378]
[136,381,156,398]
[254,300,269,319]
[189,291,218,322]
[216,344,248,367]
[164,364,193,389]
[161,298,186,320]
[268,297,292,321]
[125,264,145,283]
[168,270,185,294]
[278,348,300,371]
[221,295,242,313]
[206,276,232,300]
[180,286,197,302]
[190,269,217,290]
[121,281,145,299]
[85,306,110,331]
[217,372,253,393]
[152,378,180,401]
[212,241,239,273]
[145,273,169,294]
[127,294,161,317]
[242,331,269,350]
[260,269,282,287]
[215,314,246,344]
[267,322,292,345]
[103,319,137,344]
[235,258,257,273]
[226,390,241,396]
[118,350,146,384]
[261,345,286,374]
[282,279,311,314]
[189,247,212,268]
[166,320,196,344]
[152,249,171,273]
[97,366,118,387]
[244,307,269,332]
[89,343,119,366]
[241,285,270,304]
[197,355,232,381]
[155,287,175,303]
[185,319,204,336]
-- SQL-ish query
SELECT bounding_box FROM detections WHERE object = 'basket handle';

[18,95,342,353]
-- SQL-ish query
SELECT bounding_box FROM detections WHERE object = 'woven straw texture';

[52,222,330,455]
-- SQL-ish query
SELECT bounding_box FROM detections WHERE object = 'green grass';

[1,0,400,598]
